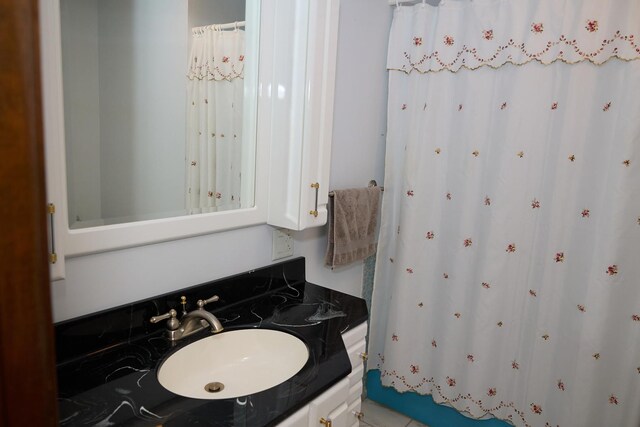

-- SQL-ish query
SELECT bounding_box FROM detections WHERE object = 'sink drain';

[204,382,225,393]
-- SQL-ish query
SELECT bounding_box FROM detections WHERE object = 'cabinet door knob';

[319,417,332,427]
[353,410,365,420]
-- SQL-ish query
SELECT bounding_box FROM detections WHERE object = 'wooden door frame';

[0,0,58,425]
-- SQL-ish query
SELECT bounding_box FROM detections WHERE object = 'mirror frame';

[41,0,271,277]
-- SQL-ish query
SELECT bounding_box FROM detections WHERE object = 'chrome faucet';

[150,295,224,342]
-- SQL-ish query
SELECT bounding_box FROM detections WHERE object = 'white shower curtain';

[369,1,640,426]
[186,27,245,214]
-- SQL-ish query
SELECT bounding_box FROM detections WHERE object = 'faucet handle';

[197,295,220,308]
[150,309,179,330]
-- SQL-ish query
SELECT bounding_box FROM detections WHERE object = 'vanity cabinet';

[276,321,367,427]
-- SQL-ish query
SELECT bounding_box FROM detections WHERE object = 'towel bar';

[328,180,383,197]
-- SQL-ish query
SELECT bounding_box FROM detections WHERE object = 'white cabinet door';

[266,0,340,231]
[307,378,350,427]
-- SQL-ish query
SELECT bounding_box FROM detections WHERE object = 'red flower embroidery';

[392,334,398,341]
[446,192,452,200]
[506,243,516,253]
[558,380,565,391]
[531,403,543,414]
[609,395,619,405]
[454,312,461,318]
[207,191,214,198]
[413,37,423,46]
[484,196,491,206]
[603,102,612,111]
[488,388,497,396]
[483,29,494,40]
[239,55,245,62]
[529,289,537,297]
[531,22,544,34]
[606,265,618,276]
[500,102,507,110]
[406,268,414,274]
[444,35,454,46]
[577,304,586,312]
[531,198,540,209]
[568,154,576,162]
[446,376,456,386]
[431,339,437,348]
[632,314,640,322]
[555,252,564,263]
[482,282,491,289]
[582,209,590,217]
[406,190,414,196]
[410,364,420,374]
[215,192,222,199]
[463,238,472,247]
[426,231,435,240]
[401,103,407,110]
[443,273,449,279]
[623,159,631,167]
[512,360,520,369]
[467,354,475,362]
[551,102,558,110]
[222,56,229,63]
[458,104,463,111]
[585,20,599,33]
[472,150,479,157]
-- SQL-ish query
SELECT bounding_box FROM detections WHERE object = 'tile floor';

[359,399,430,427]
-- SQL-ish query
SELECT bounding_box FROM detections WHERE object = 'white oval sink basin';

[157,329,309,399]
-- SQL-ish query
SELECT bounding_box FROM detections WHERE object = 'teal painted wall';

[366,370,511,427]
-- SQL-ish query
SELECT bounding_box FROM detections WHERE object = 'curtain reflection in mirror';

[186,24,245,214]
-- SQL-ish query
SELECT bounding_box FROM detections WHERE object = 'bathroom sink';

[157,328,309,399]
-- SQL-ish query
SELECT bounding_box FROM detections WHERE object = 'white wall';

[99,0,187,221]
[50,0,393,323]
[60,0,102,225]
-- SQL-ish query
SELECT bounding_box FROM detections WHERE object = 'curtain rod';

[192,21,246,34]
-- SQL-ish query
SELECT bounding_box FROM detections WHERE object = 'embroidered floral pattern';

[512,360,520,370]
[444,35,455,46]
[557,380,565,391]
[603,102,612,111]
[586,20,599,33]
[551,102,558,110]
[484,196,492,206]
[407,190,414,196]
[623,159,631,167]
[529,289,538,297]
[467,354,475,362]
[500,102,508,110]
[506,243,516,253]
[410,364,420,374]
[483,30,494,41]
[577,304,586,312]
[464,238,473,247]
[531,403,543,414]
[554,252,564,263]
[517,151,524,158]
[632,314,640,322]
[569,154,576,162]
[609,395,619,405]
[446,192,452,200]
[606,265,618,276]
[482,282,491,289]
[531,198,540,209]
[582,209,590,217]
[426,231,435,239]
[432,339,438,348]
[531,23,544,34]
[488,387,497,396]
[446,376,457,386]
[406,268,414,274]
[413,37,423,46]
[472,150,479,157]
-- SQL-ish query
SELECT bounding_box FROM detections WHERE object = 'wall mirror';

[59,0,255,229]
[41,0,339,280]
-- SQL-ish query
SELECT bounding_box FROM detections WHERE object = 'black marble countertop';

[55,258,368,426]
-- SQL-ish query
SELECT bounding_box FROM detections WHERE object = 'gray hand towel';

[325,187,381,268]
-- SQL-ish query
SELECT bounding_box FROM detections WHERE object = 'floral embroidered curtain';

[369,1,640,426]
[186,28,245,214]
[388,0,640,73]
